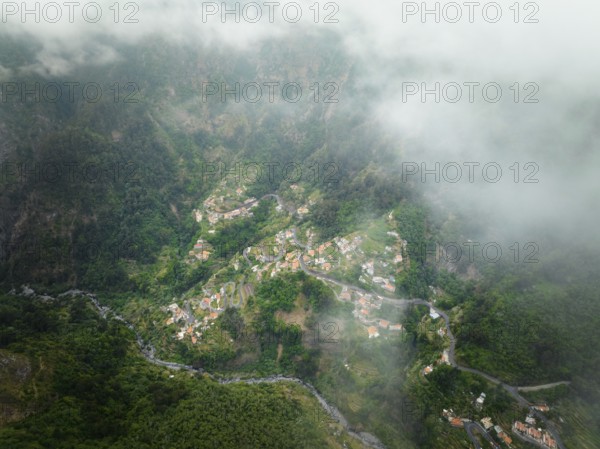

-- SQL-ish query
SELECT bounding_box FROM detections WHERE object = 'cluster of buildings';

[442,409,467,428]
[513,408,557,449]
[191,188,414,343]
[188,238,212,261]
[360,258,397,293]
[442,411,510,447]
[303,240,336,271]
[351,292,382,321]
[163,289,228,344]
[442,399,557,449]
[275,252,301,272]
[164,302,203,343]
[333,235,363,260]
[296,204,310,216]
[423,349,451,375]
[245,229,303,279]
[342,288,403,338]
[293,190,314,216]
[493,424,513,446]
[201,192,258,225]
[386,231,408,264]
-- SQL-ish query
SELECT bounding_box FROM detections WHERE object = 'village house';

[499,432,512,445]
[440,350,450,365]
[193,209,203,222]
[513,420,557,449]
[167,303,186,323]
[542,433,557,448]
[194,250,210,261]
[450,418,463,428]
[514,421,527,433]
[340,289,352,301]
[481,417,493,430]
[372,276,385,284]
[367,326,379,338]
[378,319,390,329]
[475,392,486,410]
[382,282,395,293]
[529,427,542,440]
[532,404,550,412]
[389,323,403,331]
[223,209,241,220]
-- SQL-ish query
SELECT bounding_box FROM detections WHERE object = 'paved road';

[87,193,569,449]
[295,247,569,405]
[464,421,501,449]
[531,409,568,449]
[518,381,571,392]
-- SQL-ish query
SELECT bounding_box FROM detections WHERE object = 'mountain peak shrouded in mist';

[3,0,599,245]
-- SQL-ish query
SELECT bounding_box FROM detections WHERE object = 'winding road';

[39,193,570,449]
[284,205,570,449]
[223,193,570,448]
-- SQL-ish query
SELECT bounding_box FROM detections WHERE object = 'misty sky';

[2,0,599,245]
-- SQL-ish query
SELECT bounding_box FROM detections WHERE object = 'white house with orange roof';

[367,326,379,338]
[382,282,395,293]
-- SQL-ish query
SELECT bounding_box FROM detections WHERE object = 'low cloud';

[1,0,598,243]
